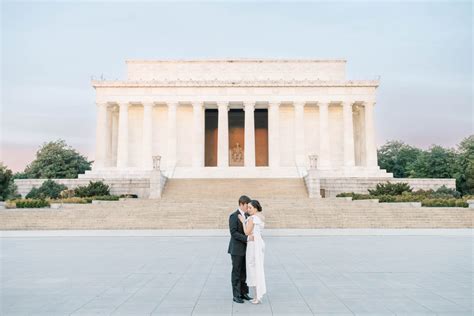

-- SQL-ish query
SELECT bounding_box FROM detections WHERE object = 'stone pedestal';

[149,170,166,199]
[304,169,322,198]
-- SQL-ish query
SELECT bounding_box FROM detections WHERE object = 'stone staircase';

[0,179,472,230]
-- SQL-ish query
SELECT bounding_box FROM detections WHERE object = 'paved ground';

[1,231,472,315]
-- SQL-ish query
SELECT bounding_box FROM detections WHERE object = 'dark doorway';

[229,109,245,166]
[205,109,218,166]
[255,109,269,166]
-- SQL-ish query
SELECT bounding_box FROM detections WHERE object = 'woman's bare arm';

[243,217,254,236]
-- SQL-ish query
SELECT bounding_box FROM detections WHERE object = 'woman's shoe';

[251,299,261,304]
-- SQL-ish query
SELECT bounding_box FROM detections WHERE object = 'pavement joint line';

[1,228,473,238]
[190,244,220,315]
[149,253,201,315]
[278,250,317,315]
[294,247,357,315]
[109,272,157,315]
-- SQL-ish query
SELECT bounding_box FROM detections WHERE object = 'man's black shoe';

[233,296,244,303]
[241,293,253,300]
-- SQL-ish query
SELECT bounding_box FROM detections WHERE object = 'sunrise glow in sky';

[1,1,472,172]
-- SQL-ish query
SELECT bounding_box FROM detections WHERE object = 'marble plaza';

[1,230,472,315]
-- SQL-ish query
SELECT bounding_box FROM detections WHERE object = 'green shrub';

[335,192,374,200]
[421,198,468,208]
[337,188,469,207]
[25,187,41,199]
[368,182,412,196]
[82,195,119,203]
[390,193,425,202]
[336,192,353,198]
[55,197,89,204]
[22,139,92,179]
[14,199,50,208]
[410,189,434,197]
[353,193,374,200]
[433,185,461,198]
[410,186,461,199]
[0,164,20,201]
[26,180,67,199]
[376,195,397,202]
[91,195,119,201]
[119,194,138,198]
[74,181,110,197]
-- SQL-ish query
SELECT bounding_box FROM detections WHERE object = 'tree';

[409,145,457,179]
[455,135,474,195]
[25,180,68,199]
[0,163,19,201]
[377,141,421,178]
[23,140,92,179]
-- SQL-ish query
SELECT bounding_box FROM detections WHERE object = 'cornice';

[125,59,347,64]
[92,80,379,88]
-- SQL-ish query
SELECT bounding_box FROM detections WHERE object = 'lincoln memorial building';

[84,59,391,181]
[11,59,454,199]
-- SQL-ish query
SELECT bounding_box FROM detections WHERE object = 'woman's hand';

[238,214,244,223]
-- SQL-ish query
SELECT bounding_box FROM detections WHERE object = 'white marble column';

[105,106,113,167]
[116,102,129,169]
[268,101,280,168]
[364,101,378,167]
[94,102,108,169]
[217,102,229,167]
[342,101,355,167]
[244,102,256,167]
[142,102,154,170]
[294,102,305,166]
[111,109,118,167]
[192,102,205,167]
[167,102,178,169]
[318,102,330,169]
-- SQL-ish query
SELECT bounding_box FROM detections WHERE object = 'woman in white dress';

[238,200,266,304]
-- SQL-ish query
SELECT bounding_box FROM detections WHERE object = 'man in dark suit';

[228,195,254,303]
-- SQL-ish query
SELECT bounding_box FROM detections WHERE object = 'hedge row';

[8,199,50,208]
[6,195,121,208]
[336,192,469,207]
[336,182,470,207]
[26,180,111,200]
[55,195,120,204]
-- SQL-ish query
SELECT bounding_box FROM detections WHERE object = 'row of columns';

[95,101,378,170]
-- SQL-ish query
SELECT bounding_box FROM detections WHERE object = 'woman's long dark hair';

[250,200,262,212]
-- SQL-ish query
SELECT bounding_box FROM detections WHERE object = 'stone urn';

[309,154,318,170]
[152,155,161,171]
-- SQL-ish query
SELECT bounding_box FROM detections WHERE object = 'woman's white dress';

[245,214,266,301]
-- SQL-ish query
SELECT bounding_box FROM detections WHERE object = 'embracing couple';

[228,195,266,304]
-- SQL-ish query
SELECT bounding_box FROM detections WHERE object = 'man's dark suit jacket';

[227,209,247,256]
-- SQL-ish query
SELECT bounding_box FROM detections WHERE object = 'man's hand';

[248,235,254,241]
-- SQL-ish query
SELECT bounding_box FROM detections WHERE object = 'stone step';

[2,178,472,230]
[162,178,308,199]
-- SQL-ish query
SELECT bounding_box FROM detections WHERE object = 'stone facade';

[15,178,152,199]
[13,59,456,199]
[85,59,388,180]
